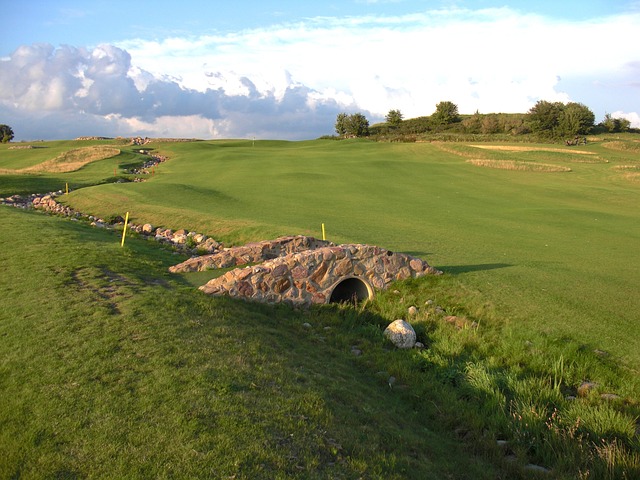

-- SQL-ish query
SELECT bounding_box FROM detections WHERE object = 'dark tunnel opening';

[329,277,373,304]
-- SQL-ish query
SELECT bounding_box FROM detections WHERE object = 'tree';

[0,124,14,143]
[335,113,369,137]
[528,101,595,137]
[558,102,595,136]
[600,113,630,133]
[527,100,564,135]
[335,113,348,136]
[432,101,459,125]
[462,110,482,134]
[345,113,369,137]
[385,109,403,127]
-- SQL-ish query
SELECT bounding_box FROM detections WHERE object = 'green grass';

[0,206,502,479]
[0,140,144,196]
[2,136,640,478]
[59,138,640,368]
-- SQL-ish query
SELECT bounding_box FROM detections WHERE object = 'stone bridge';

[170,236,442,306]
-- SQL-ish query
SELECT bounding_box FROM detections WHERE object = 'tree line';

[333,101,634,140]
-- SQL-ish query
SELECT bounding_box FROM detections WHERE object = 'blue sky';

[1,0,639,139]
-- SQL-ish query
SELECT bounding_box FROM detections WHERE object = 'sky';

[1,0,639,140]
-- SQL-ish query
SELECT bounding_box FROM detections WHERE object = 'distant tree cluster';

[600,113,631,133]
[335,113,370,138]
[526,101,595,138]
[335,99,635,142]
[1,124,14,143]
[385,109,403,127]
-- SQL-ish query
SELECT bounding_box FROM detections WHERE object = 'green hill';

[1,136,639,478]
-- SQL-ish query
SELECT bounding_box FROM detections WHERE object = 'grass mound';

[20,146,121,173]
[469,145,596,155]
[466,159,572,172]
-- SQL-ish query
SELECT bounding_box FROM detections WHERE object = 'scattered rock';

[524,464,551,474]
[577,381,598,397]
[408,305,418,316]
[414,341,425,349]
[383,319,417,349]
[600,393,621,401]
[302,322,312,329]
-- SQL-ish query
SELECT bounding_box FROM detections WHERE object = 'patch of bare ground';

[466,159,572,172]
[469,145,596,155]
[21,146,120,173]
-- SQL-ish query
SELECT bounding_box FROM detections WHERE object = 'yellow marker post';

[321,223,326,241]
[120,212,129,247]
[65,183,68,195]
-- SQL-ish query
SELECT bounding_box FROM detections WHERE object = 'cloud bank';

[1,7,639,140]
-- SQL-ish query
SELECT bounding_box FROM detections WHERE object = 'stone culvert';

[178,238,442,306]
[169,235,334,273]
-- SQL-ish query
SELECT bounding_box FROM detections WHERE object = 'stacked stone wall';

[199,243,441,306]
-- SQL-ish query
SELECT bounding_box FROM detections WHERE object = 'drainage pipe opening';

[329,277,373,304]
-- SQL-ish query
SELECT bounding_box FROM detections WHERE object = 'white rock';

[384,319,416,349]
[408,306,418,316]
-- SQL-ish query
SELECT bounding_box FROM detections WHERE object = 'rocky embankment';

[0,191,221,255]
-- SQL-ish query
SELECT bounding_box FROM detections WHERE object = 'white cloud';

[117,7,640,119]
[612,111,640,128]
[1,6,639,139]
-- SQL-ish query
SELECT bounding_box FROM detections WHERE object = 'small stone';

[408,306,418,316]
[388,376,396,387]
[383,319,417,349]
[601,393,620,401]
[302,322,312,328]
[524,464,551,474]
[577,381,597,397]
[414,341,425,349]
[351,348,362,356]
[425,299,434,306]
[142,223,154,234]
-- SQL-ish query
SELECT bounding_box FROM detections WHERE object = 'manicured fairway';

[60,138,640,368]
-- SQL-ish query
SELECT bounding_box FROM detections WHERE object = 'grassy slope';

[0,206,499,479]
[0,139,138,196]
[60,139,640,369]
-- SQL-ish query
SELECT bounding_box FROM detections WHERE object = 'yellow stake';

[120,212,130,247]
[65,183,68,195]
[321,223,326,241]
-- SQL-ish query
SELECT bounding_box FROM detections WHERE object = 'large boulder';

[384,319,416,349]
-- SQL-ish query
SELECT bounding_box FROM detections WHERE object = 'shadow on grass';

[438,263,513,274]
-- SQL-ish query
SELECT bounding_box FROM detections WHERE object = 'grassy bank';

[57,138,640,368]
[0,206,502,479]
[1,136,639,477]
